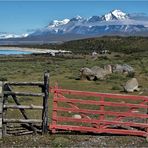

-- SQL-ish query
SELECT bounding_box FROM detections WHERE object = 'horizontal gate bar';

[5,82,44,86]
[4,91,44,97]
[4,119,42,123]
[49,124,147,137]
[52,89,148,101]
[55,116,148,128]
[4,105,43,110]
[55,107,148,119]
[54,98,148,109]
[49,125,147,137]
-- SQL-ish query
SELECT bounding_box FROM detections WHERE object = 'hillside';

[5,36,148,54]
[56,36,148,54]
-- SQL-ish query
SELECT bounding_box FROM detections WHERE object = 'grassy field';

[0,47,148,147]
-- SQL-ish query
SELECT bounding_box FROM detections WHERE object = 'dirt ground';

[1,133,148,147]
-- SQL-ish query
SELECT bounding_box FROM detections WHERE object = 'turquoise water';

[0,50,33,55]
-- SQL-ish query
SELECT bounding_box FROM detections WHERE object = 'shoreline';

[0,47,71,54]
[0,47,50,54]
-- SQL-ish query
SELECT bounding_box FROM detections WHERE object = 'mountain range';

[1,9,148,43]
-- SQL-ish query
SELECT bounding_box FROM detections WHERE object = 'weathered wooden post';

[42,72,49,134]
[147,102,148,142]
[0,81,3,138]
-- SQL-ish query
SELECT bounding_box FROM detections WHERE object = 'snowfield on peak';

[102,10,129,21]
[111,9,129,20]
[48,19,70,28]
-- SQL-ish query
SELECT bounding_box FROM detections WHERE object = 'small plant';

[52,137,70,147]
[114,54,121,58]
[0,76,7,81]
[108,73,125,81]
[127,72,135,78]
[111,85,121,90]
[99,56,109,60]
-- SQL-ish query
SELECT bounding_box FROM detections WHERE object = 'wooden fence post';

[0,81,3,138]
[42,72,49,134]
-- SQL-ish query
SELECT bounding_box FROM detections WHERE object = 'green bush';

[0,76,7,81]
[111,85,121,90]
[108,73,126,80]
[52,137,70,147]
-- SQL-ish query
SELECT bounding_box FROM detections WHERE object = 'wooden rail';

[4,119,42,123]
[4,91,44,97]
[4,105,43,110]
[5,82,44,86]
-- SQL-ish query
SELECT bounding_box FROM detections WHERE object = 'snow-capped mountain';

[48,19,70,28]
[29,9,148,39]
[102,9,129,21]
[1,9,148,42]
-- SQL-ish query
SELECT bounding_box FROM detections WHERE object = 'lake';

[0,49,33,55]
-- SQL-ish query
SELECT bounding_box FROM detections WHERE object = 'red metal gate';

[49,86,148,137]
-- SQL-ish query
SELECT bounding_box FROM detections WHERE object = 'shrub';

[0,76,7,81]
[111,85,121,90]
[127,72,135,78]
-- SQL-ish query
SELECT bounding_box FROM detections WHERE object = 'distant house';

[92,51,98,57]
[50,52,56,56]
[48,49,72,57]
[99,50,110,54]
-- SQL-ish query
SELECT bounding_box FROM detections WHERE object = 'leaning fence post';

[42,72,49,134]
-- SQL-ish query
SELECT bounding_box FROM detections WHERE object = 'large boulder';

[112,64,134,75]
[91,66,107,80]
[80,67,95,80]
[123,78,140,92]
[80,65,112,81]
[112,64,123,73]
[104,64,113,74]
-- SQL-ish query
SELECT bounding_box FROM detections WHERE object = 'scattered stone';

[122,78,140,92]
[104,64,113,74]
[72,114,82,119]
[80,64,135,82]
[80,67,95,80]
[91,66,107,80]
[112,64,134,75]
[80,65,112,81]
[139,91,144,95]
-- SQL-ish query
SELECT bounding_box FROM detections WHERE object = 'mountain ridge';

[29,9,148,38]
[1,9,148,42]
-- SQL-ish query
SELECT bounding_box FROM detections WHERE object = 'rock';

[91,65,112,80]
[104,64,113,74]
[80,65,112,81]
[80,67,95,80]
[112,64,124,73]
[72,114,82,119]
[91,66,107,80]
[123,78,140,92]
[123,64,134,73]
[112,64,134,75]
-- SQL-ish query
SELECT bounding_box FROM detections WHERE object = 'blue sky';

[0,1,148,34]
